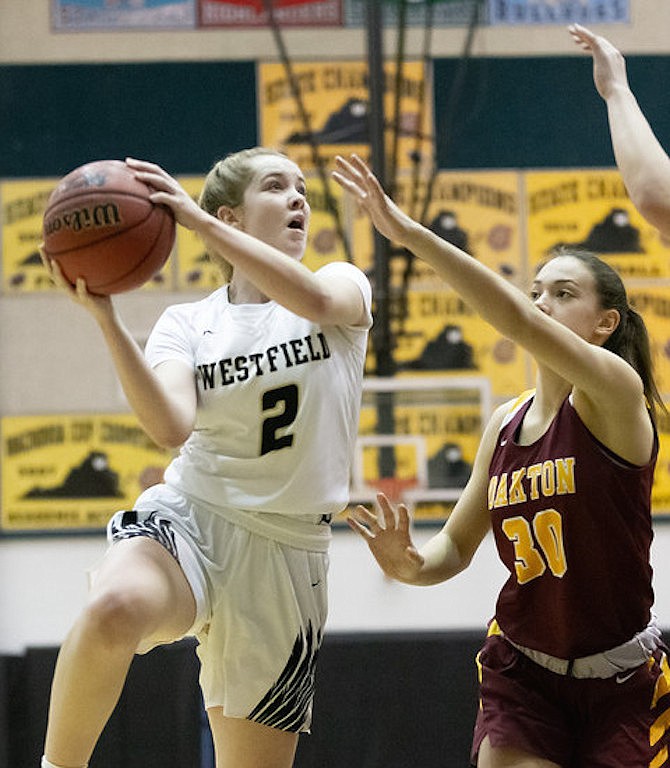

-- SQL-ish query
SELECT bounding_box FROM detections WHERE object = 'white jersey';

[145,261,371,538]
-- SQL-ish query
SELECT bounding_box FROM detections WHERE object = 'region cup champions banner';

[1,414,171,533]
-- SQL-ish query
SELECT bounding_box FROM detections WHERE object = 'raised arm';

[127,158,367,328]
[569,24,670,238]
[332,155,640,408]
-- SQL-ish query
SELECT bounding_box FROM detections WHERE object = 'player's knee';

[81,588,151,648]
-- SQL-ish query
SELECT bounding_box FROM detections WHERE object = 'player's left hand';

[568,23,629,100]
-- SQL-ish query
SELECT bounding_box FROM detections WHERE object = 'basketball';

[42,159,176,295]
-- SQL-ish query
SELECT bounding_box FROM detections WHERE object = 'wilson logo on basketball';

[43,203,122,235]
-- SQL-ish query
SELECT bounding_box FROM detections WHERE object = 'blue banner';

[488,0,628,25]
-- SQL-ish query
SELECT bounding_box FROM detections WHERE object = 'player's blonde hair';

[198,147,288,282]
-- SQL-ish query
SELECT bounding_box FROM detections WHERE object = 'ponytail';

[605,304,665,421]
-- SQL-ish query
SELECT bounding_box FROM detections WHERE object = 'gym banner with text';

[52,0,196,30]
[257,59,435,177]
[1,414,171,534]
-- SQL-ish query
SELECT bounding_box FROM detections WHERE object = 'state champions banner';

[1,414,172,533]
[348,170,529,396]
[258,59,434,177]
[524,169,670,279]
[1,178,58,293]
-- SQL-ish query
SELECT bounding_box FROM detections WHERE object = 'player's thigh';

[478,736,562,768]
[89,536,196,639]
[207,706,299,768]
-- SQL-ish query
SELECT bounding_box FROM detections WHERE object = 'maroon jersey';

[488,391,657,659]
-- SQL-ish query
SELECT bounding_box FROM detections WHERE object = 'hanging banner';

[627,284,670,396]
[198,0,342,27]
[652,407,670,517]
[1,178,172,294]
[174,175,223,291]
[525,169,670,279]
[348,170,528,394]
[258,59,434,176]
[344,0,485,26]
[391,289,530,397]
[488,0,628,25]
[52,0,196,30]
[1,179,58,293]
[1,414,172,534]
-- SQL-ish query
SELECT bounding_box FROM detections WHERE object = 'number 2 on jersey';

[260,384,298,455]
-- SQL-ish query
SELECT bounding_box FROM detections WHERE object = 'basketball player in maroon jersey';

[333,153,670,768]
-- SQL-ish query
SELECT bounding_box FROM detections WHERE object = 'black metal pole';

[366,0,396,478]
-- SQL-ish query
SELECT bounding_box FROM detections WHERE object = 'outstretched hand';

[348,492,425,583]
[332,154,415,246]
[125,157,207,231]
[569,23,629,101]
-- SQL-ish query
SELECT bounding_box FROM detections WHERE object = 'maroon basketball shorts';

[471,633,670,767]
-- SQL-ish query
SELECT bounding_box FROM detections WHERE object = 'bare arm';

[44,258,196,449]
[127,158,368,328]
[348,404,503,585]
[570,24,670,237]
[333,155,641,407]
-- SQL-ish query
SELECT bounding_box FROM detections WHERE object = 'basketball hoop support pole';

[366,0,396,477]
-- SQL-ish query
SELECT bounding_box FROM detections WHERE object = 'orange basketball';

[42,159,175,295]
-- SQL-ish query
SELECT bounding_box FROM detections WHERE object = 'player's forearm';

[96,314,193,449]
[605,85,670,235]
[198,217,330,320]
[411,530,467,586]
[400,221,528,340]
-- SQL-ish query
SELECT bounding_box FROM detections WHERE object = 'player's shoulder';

[482,390,535,444]
[316,260,370,286]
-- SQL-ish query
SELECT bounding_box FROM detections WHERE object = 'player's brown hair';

[198,147,287,282]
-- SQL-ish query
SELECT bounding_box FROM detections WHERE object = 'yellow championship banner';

[627,284,670,395]
[1,414,172,533]
[258,59,434,176]
[524,169,670,279]
[1,179,58,292]
[350,170,523,284]
[390,289,530,397]
[2,177,173,294]
[174,175,223,291]
[652,409,670,517]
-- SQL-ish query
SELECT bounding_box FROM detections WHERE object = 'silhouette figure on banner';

[427,442,472,489]
[401,323,476,371]
[552,207,643,254]
[428,210,471,253]
[24,451,123,498]
[285,98,369,145]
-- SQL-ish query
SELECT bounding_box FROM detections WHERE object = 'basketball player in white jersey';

[40,148,372,768]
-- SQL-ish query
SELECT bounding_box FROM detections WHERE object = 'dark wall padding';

[0,62,257,178]
[295,631,484,768]
[2,631,484,768]
[3,56,670,179]
[433,55,670,170]
[4,640,202,768]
